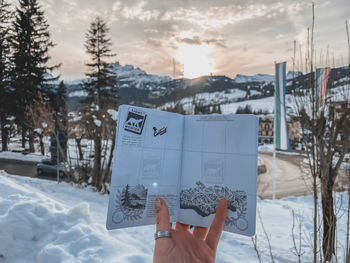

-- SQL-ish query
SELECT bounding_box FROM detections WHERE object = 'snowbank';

[0,151,47,163]
[0,171,152,263]
[0,171,348,262]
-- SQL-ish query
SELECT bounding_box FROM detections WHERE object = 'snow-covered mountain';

[233,73,274,83]
[66,62,349,112]
[108,62,171,87]
[233,71,302,83]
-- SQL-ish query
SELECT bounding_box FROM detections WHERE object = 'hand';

[153,198,228,263]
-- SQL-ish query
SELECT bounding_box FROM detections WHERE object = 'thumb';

[155,197,171,231]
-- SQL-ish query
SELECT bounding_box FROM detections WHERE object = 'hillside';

[66,62,349,113]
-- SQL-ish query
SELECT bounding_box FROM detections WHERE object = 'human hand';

[153,198,228,263]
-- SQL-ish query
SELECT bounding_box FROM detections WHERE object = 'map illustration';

[112,184,148,224]
[180,181,248,230]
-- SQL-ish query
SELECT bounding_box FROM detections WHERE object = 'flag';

[315,67,331,107]
[274,62,290,150]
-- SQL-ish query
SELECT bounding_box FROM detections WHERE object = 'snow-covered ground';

[221,97,275,114]
[160,93,299,115]
[0,171,348,263]
[0,151,47,163]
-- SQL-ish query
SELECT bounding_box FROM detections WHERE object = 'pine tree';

[10,0,58,152]
[121,184,130,207]
[0,0,12,151]
[81,17,118,190]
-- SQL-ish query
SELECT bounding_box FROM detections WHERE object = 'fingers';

[193,226,209,240]
[156,198,171,232]
[176,222,190,231]
[206,198,228,250]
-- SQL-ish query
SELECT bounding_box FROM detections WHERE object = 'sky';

[38,0,350,80]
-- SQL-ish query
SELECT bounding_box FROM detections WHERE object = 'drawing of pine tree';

[121,184,130,207]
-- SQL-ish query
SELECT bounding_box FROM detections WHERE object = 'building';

[258,115,302,149]
[258,115,274,144]
[333,101,350,153]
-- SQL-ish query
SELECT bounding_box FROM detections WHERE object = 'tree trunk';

[321,179,336,261]
[76,138,84,160]
[101,131,116,192]
[346,172,350,263]
[39,134,44,155]
[313,174,318,263]
[28,131,35,153]
[0,113,8,151]
[22,128,26,149]
[92,135,101,190]
[105,132,116,183]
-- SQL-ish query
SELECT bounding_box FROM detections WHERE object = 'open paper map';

[106,105,258,236]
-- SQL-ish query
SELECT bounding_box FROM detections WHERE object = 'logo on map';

[124,108,147,135]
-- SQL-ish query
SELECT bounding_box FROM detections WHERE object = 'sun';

[176,44,214,79]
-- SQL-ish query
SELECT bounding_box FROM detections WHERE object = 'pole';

[56,135,59,184]
[272,62,277,200]
[272,112,277,200]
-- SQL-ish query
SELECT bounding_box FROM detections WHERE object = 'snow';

[34,128,43,135]
[234,73,274,83]
[160,89,248,113]
[107,109,118,121]
[221,96,275,114]
[259,144,274,152]
[0,171,348,262]
[194,89,246,103]
[68,112,82,122]
[258,144,305,155]
[94,120,102,127]
[68,90,88,97]
[0,151,47,163]
[333,76,349,85]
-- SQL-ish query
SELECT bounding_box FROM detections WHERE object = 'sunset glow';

[176,44,214,79]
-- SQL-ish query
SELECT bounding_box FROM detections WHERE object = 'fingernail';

[155,198,161,212]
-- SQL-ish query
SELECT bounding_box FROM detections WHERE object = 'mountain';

[66,62,349,112]
[233,71,302,83]
[108,62,171,87]
[234,73,274,83]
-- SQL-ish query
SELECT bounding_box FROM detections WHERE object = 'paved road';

[0,158,56,181]
[257,152,313,199]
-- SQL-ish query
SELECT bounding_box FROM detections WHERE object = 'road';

[0,158,56,181]
[0,153,346,199]
[257,152,314,199]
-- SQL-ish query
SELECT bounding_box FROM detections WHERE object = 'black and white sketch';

[124,108,147,135]
[112,184,148,224]
[203,159,223,183]
[153,126,167,137]
[142,158,161,179]
[180,181,248,231]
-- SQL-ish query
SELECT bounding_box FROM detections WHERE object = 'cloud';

[121,1,160,21]
[160,2,308,30]
[39,0,348,79]
[176,36,226,48]
[146,38,163,47]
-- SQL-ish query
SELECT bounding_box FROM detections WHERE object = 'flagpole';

[272,62,277,200]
